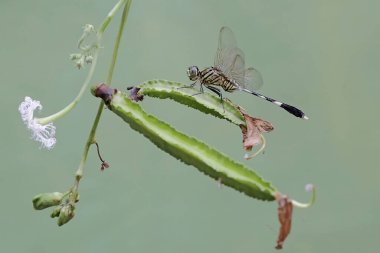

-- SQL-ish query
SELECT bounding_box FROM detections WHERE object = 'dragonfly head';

[187,66,200,81]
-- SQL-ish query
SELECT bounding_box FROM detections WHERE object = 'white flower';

[18,96,56,149]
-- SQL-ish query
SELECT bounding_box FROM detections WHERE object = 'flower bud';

[57,204,75,226]
[50,206,62,218]
[70,53,81,60]
[76,57,85,69]
[85,55,93,64]
[32,192,64,210]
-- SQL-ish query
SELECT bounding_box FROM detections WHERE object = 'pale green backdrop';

[1,0,379,252]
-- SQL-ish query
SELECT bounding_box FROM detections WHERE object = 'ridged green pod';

[95,85,276,201]
[134,79,245,126]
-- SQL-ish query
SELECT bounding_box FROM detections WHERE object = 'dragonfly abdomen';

[200,67,237,92]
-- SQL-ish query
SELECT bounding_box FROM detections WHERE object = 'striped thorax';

[187,66,238,92]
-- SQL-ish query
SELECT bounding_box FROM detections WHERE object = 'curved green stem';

[244,134,266,160]
[71,0,132,198]
[35,0,128,126]
[292,185,316,208]
[36,52,99,125]
[98,0,128,34]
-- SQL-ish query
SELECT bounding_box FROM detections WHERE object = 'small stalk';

[292,184,316,208]
[71,0,132,202]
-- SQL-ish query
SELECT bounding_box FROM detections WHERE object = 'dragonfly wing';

[243,67,263,91]
[214,27,262,90]
[228,53,246,86]
[219,27,237,49]
[214,27,239,74]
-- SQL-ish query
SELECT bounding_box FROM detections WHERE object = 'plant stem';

[105,0,131,84]
[244,135,266,160]
[72,0,132,198]
[36,0,128,126]
[292,185,316,208]
[36,49,99,125]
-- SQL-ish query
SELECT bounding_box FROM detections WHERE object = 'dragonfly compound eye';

[187,66,199,81]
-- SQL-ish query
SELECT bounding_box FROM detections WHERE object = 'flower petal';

[18,97,56,149]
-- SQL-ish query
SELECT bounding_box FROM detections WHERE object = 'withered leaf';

[238,107,273,151]
[275,193,293,250]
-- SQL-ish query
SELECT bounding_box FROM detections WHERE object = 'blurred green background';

[1,0,379,252]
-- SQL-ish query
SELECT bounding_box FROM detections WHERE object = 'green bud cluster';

[70,23,98,69]
[70,53,95,69]
[57,204,75,226]
[32,192,64,210]
[32,191,79,226]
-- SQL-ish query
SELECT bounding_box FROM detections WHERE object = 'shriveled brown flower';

[275,192,293,250]
[127,86,144,102]
[238,106,273,151]
[93,83,117,105]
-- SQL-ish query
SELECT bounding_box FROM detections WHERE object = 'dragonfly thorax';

[187,66,200,81]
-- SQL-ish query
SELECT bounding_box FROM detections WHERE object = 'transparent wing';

[214,26,263,91]
[228,53,246,86]
[243,67,263,91]
[214,26,241,74]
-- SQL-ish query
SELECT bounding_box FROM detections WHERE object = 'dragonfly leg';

[189,83,206,97]
[206,86,225,112]
[177,82,197,89]
[178,82,205,96]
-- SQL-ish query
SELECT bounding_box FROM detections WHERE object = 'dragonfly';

[186,26,308,119]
